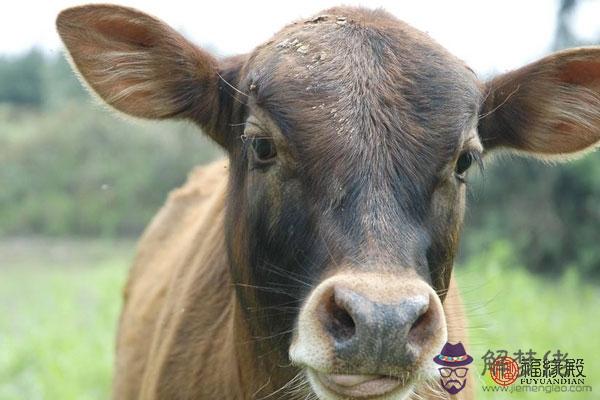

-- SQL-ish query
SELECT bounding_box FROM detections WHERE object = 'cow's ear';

[56,5,239,148]
[478,47,600,160]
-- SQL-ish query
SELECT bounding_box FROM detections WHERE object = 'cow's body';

[114,160,233,398]
[114,159,470,400]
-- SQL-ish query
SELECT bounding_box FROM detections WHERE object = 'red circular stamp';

[490,356,519,386]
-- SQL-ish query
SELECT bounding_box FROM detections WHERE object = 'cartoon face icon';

[433,342,473,395]
[437,366,469,394]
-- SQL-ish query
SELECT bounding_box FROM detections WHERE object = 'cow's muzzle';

[289,272,447,399]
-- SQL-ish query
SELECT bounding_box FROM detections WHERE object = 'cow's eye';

[251,138,277,163]
[455,151,474,180]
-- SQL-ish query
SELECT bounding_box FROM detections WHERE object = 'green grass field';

[0,239,598,399]
[0,239,131,400]
[457,242,599,398]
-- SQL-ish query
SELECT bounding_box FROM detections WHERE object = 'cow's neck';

[230,294,300,398]
[139,179,297,399]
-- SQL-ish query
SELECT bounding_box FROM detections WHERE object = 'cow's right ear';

[56,4,241,148]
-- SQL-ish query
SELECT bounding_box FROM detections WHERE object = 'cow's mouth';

[306,368,414,400]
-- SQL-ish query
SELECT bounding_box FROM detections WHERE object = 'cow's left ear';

[56,5,243,148]
[479,47,600,160]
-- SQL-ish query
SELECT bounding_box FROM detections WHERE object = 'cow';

[56,4,600,400]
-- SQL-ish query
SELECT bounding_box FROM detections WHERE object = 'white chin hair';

[305,369,416,400]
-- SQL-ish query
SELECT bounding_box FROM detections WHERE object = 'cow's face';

[58,5,600,400]
[226,9,481,397]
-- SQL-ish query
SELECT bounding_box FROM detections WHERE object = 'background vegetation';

[0,1,598,399]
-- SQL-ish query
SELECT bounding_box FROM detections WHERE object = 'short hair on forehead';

[244,8,482,155]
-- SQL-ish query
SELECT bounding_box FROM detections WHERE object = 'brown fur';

[479,47,600,157]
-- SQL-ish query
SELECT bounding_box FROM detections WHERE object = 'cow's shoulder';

[113,158,229,399]
[167,158,229,210]
[126,157,228,292]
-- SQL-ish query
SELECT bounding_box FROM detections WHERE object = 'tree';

[0,48,44,107]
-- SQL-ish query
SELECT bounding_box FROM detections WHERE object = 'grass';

[456,241,600,398]
[0,239,132,400]
[0,239,598,399]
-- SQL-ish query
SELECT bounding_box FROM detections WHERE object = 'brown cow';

[56,5,600,400]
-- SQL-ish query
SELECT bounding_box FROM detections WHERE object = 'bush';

[0,102,221,237]
[462,155,600,278]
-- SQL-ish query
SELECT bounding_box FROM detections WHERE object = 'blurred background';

[0,0,599,399]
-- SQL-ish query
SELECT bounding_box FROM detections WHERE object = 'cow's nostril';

[323,291,356,342]
[407,296,434,347]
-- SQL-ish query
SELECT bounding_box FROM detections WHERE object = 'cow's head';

[58,5,600,399]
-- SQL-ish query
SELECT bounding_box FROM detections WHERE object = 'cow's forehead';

[246,8,481,136]
[243,7,482,192]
